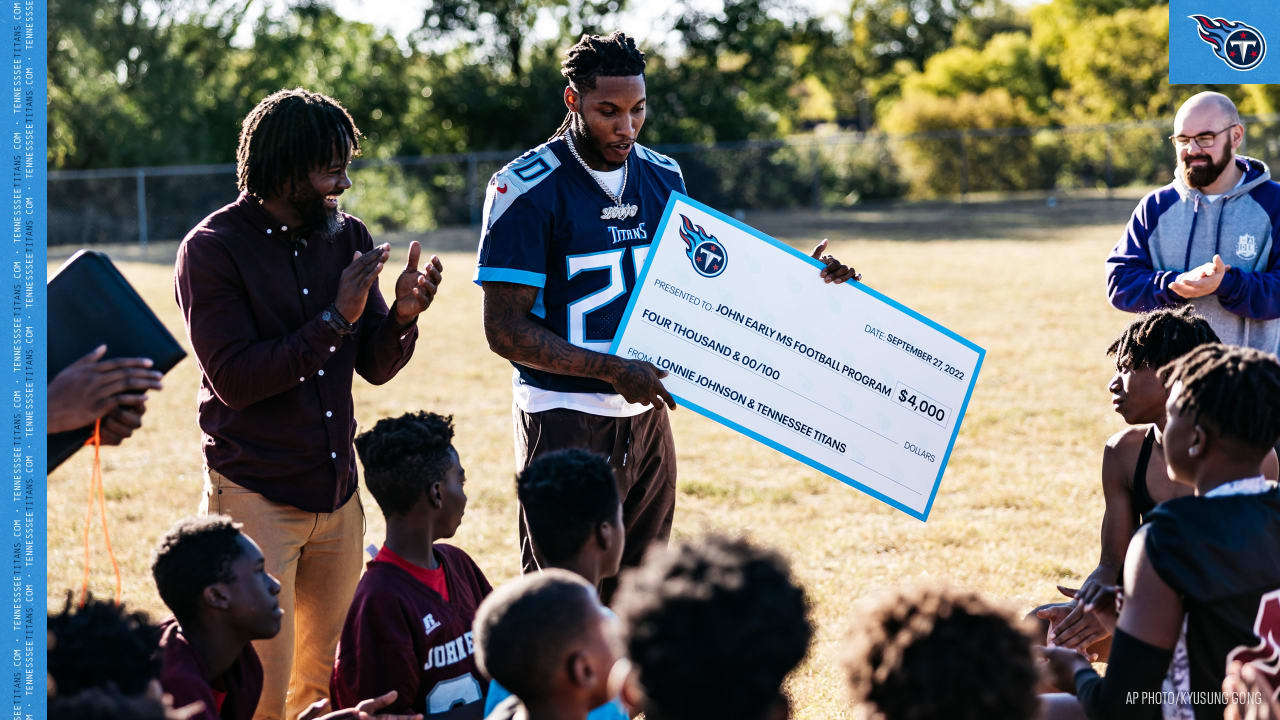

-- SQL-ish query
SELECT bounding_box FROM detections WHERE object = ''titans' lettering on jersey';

[607,223,647,244]
[424,631,476,670]
[475,137,686,397]
[601,204,639,220]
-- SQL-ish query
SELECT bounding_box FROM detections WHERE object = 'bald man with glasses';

[1107,92,1280,354]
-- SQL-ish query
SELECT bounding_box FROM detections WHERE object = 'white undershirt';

[1202,173,1245,203]
[588,166,625,197]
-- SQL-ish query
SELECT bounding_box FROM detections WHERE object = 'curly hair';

[47,593,160,698]
[517,449,619,565]
[473,569,599,702]
[550,32,647,141]
[844,588,1039,720]
[49,686,167,720]
[1158,343,1280,452]
[236,87,361,201]
[1107,305,1220,372]
[355,411,456,516]
[151,515,245,625]
[612,534,811,720]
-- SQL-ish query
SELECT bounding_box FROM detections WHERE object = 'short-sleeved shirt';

[474,137,686,413]
[157,618,263,720]
[1142,483,1280,720]
[331,544,493,716]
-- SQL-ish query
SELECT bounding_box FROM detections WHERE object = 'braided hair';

[236,88,361,200]
[1107,305,1220,371]
[1158,343,1280,452]
[550,32,646,141]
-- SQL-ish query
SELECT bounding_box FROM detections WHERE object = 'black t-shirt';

[1143,486,1280,720]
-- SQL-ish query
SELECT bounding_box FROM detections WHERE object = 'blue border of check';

[608,192,985,521]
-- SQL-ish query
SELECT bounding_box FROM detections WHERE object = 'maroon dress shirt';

[174,193,418,512]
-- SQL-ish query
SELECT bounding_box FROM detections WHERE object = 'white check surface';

[611,194,983,519]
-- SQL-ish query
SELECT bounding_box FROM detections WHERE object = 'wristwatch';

[322,305,357,336]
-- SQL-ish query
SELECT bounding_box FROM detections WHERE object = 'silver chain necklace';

[565,132,627,206]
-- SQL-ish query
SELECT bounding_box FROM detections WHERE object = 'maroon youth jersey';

[330,544,493,716]
[157,618,263,720]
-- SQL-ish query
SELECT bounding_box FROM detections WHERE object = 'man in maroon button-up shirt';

[174,88,443,720]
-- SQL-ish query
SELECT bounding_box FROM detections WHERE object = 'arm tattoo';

[482,282,617,383]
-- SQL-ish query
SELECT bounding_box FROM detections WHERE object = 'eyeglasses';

[1169,124,1239,149]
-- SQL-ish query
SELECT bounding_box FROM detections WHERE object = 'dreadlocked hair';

[550,32,646,141]
[236,88,361,200]
[1107,305,1220,371]
[1158,343,1280,452]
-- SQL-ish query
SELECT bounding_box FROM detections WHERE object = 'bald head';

[1175,92,1241,135]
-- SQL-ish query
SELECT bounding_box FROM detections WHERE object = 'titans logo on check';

[679,214,727,278]
[1189,15,1267,71]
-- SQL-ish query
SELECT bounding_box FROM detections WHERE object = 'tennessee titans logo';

[1190,15,1267,71]
[679,214,727,278]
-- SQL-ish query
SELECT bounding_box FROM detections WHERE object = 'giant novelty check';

[610,193,984,520]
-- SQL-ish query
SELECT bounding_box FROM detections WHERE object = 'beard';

[570,112,623,171]
[289,182,343,237]
[1181,150,1233,189]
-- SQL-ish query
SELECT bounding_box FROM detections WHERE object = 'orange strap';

[79,419,122,606]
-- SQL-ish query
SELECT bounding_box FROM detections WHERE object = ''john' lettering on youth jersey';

[474,137,686,395]
[423,631,476,670]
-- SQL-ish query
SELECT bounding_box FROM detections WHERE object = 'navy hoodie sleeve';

[1213,189,1280,319]
[1107,191,1186,312]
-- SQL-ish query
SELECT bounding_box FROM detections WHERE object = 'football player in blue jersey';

[474,32,858,598]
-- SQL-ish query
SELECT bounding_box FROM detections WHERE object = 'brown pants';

[200,469,364,720]
[514,404,677,603]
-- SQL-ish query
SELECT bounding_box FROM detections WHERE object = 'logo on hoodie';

[1189,15,1267,71]
[1237,233,1259,260]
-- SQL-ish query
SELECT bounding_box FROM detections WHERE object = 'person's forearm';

[486,315,619,384]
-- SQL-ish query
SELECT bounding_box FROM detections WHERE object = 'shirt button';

[318,369,325,376]
[298,376,304,382]
[266,228,272,235]
[282,225,288,231]
[294,250,298,257]
[325,411,333,418]
[329,346,336,352]
[303,288,309,295]
[331,452,337,459]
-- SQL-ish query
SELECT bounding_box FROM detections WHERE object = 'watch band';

[323,305,357,336]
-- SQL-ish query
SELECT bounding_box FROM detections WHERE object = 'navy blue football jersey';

[474,136,686,394]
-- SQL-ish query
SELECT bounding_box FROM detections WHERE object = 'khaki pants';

[200,469,364,720]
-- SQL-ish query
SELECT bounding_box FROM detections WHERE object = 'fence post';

[135,169,148,248]
[810,140,821,211]
[1105,128,1114,198]
[466,154,479,225]
[959,130,970,203]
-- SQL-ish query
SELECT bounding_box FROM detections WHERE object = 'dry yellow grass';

[47,201,1136,718]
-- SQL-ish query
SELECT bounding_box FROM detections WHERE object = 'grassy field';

[48,195,1140,718]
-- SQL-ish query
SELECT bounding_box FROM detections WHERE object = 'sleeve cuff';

[1213,266,1242,299]
[473,267,547,288]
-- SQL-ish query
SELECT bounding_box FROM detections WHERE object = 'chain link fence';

[48,115,1280,249]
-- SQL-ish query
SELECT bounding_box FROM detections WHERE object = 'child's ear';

[203,583,231,611]
[567,650,596,688]
[430,480,444,508]
[595,520,615,552]
[1190,424,1208,460]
